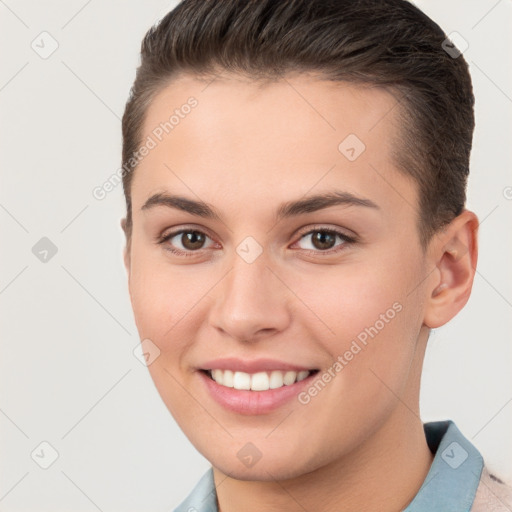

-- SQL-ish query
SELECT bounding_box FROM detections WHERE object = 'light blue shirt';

[174,420,484,511]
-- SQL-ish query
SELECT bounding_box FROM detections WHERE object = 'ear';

[120,217,130,273]
[423,210,479,328]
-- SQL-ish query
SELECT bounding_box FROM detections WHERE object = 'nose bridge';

[209,244,290,341]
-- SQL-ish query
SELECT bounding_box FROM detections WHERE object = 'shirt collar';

[404,420,484,511]
[174,420,484,512]
[174,466,217,512]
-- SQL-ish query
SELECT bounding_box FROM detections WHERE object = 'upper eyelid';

[296,224,354,237]
[160,224,351,238]
[160,224,216,241]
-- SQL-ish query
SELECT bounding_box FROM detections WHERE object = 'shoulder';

[471,466,512,512]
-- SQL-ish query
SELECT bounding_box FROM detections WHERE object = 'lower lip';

[198,370,317,415]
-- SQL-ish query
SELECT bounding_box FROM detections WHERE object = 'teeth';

[222,370,234,388]
[211,369,224,385]
[233,371,251,390]
[269,370,284,389]
[251,372,269,391]
[283,371,297,385]
[297,370,310,382]
[208,369,312,391]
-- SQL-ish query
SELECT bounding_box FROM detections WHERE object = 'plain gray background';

[1,1,511,510]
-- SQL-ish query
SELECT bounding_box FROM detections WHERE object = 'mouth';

[197,358,322,414]
[201,368,320,391]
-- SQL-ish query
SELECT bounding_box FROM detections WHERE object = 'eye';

[158,229,217,256]
[293,227,355,253]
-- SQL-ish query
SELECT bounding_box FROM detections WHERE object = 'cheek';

[295,251,424,391]
[284,261,423,454]
[297,253,417,342]
[128,246,194,351]
[127,247,204,418]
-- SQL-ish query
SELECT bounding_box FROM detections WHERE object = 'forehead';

[132,73,417,219]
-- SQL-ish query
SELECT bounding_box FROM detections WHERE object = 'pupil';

[312,231,335,250]
[182,231,205,250]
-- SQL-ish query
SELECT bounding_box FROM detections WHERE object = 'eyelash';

[157,225,357,257]
[158,228,217,258]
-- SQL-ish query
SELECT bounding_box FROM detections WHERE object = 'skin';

[122,72,478,512]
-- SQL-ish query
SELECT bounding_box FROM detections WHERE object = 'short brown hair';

[121,0,474,246]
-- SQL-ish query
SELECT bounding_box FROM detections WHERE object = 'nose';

[208,249,292,343]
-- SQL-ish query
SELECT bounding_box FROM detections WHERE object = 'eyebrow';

[141,190,379,220]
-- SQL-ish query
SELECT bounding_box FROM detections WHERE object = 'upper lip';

[199,357,318,373]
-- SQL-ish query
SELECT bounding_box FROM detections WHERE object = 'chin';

[203,440,329,482]
[213,458,311,482]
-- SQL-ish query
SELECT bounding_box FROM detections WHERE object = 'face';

[125,73,432,480]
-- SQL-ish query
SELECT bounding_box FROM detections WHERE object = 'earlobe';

[423,210,479,328]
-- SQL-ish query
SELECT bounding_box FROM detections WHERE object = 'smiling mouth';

[202,369,320,391]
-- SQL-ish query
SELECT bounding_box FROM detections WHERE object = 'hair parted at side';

[121,0,475,247]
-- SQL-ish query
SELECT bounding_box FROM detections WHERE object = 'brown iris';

[310,231,336,250]
[181,231,206,250]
